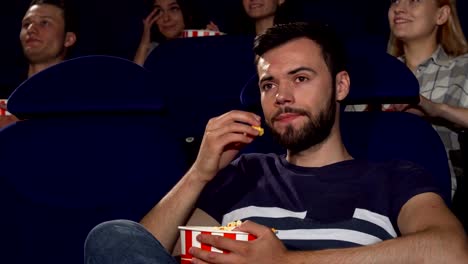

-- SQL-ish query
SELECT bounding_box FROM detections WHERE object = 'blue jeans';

[84,219,179,264]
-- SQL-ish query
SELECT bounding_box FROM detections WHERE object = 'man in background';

[0,0,78,129]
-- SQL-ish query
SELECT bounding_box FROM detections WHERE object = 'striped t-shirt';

[197,153,439,250]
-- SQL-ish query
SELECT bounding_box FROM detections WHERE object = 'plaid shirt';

[405,46,468,152]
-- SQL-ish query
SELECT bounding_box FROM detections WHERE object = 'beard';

[266,95,336,155]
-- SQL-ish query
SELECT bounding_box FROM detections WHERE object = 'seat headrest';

[343,38,420,105]
[240,38,420,108]
[8,55,164,119]
[144,35,256,101]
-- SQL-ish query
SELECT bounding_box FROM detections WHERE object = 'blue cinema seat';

[452,131,468,233]
[239,40,451,205]
[0,56,186,264]
[144,35,257,165]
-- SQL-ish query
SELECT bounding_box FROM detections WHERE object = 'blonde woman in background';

[387,0,468,197]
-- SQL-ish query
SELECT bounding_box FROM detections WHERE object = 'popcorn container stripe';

[179,227,256,264]
[183,30,224,38]
[0,99,11,116]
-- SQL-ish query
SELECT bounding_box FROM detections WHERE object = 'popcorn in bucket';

[178,225,256,264]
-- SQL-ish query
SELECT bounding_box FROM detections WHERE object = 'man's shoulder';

[369,159,427,174]
[342,159,429,181]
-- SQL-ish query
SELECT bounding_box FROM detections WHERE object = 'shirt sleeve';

[390,160,442,229]
[196,156,248,223]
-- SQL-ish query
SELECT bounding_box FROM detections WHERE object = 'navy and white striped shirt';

[197,153,439,250]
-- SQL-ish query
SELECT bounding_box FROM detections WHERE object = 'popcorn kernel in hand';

[251,126,264,136]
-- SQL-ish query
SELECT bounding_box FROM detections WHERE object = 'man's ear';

[278,0,286,6]
[436,5,450,25]
[64,32,77,48]
[335,71,350,101]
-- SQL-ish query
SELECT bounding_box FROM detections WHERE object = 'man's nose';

[27,23,38,34]
[275,85,294,105]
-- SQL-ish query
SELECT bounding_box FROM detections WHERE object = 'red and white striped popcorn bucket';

[182,29,225,38]
[178,226,256,264]
[0,99,11,116]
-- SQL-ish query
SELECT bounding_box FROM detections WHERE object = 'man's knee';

[84,219,177,263]
[85,220,152,255]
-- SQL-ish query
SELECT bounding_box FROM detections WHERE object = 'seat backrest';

[0,55,186,264]
[8,55,164,118]
[343,37,420,105]
[144,35,257,165]
[340,111,451,204]
[452,131,468,232]
[457,0,468,39]
[274,0,367,38]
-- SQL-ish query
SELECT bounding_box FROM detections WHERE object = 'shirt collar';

[398,45,452,68]
[428,45,452,67]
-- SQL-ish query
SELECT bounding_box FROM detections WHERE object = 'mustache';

[271,106,310,121]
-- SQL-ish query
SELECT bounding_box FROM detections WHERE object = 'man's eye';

[295,76,308,82]
[40,20,49,26]
[261,83,274,91]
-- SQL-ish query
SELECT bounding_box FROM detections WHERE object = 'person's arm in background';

[191,192,468,264]
[134,9,161,66]
[140,110,262,252]
[417,95,468,128]
[205,21,220,32]
[391,95,468,128]
[391,63,468,129]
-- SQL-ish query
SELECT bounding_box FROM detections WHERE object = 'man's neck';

[402,34,438,72]
[286,126,352,168]
[28,59,63,77]
[255,16,275,35]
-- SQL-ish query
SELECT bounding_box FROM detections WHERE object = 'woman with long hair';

[387,0,468,197]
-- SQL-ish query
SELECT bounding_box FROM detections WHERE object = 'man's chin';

[272,122,304,135]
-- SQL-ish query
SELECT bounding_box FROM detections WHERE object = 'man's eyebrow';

[23,15,55,21]
[259,66,316,83]
[259,75,274,83]
[288,66,316,75]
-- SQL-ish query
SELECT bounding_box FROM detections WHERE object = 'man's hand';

[0,116,18,129]
[191,110,261,183]
[190,221,288,264]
